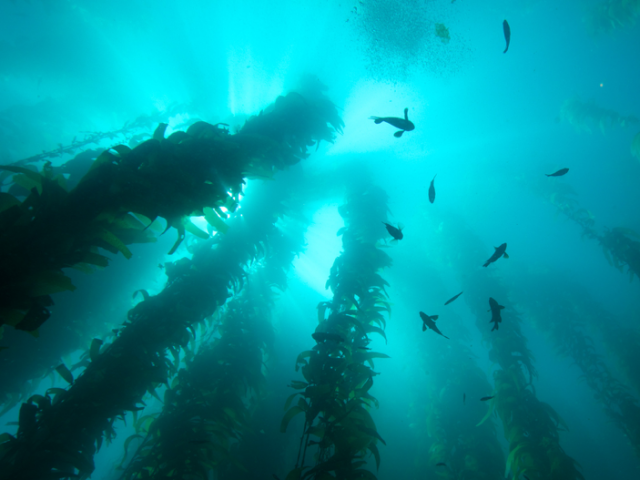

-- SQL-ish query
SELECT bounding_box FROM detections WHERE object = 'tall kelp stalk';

[418,321,505,480]
[282,182,392,480]
[118,194,306,479]
[0,87,340,337]
[532,177,640,283]
[463,273,585,480]
[507,272,640,456]
[0,87,342,480]
[585,0,640,36]
[421,210,584,480]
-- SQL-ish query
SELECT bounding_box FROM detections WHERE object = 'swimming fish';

[382,222,404,241]
[480,395,495,401]
[483,243,508,267]
[370,107,415,138]
[488,297,505,331]
[435,462,447,467]
[420,312,449,339]
[545,168,569,177]
[444,291,463,305]
[428,175,436,203]
[463,393,466,405]
[503,20,511,53]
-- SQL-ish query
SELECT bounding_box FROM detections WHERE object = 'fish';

[503,20,511,53]
[463,393,466,405]
[483,243,508,267]
[419,312,449,339]
[370,107,415,138]
[545,168,569,177]
[444,291,463,305]
[382,222,404,240]
[356,346,372,350]
[312,332,344,343]
[480,395,495,401]
[428,175,436,203]
[435,462,447,467]
[488,297,505,331]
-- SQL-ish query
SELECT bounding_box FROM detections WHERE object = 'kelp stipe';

[0,86,342,480]
[282,182,392,480]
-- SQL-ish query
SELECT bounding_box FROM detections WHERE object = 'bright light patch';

[190,216,214,236]
[293,205,344,298]
[226,46,286,116]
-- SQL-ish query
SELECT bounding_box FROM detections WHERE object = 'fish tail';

[369,116,382,124]
[483,261,490,267]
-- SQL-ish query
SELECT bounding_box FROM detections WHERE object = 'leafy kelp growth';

[537,178,640,283]
[509,272,640,457]
[420,329,504,480]
[585,0,640,35]
[0,87,342,480]
[559,97,638,134]
[464,274,584,480]
[0,87,340,338]
[282,182,392,480]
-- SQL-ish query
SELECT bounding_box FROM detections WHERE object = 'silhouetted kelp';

[0,87,342,479]
[282,183,392,480]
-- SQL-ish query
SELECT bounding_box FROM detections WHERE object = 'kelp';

[537,178,640,283]
[559,97,638,134]
[0,86,342,480]
[0,87,339,337]
[282,182,392,480]
[585,0,640,36]
[509,273,640,457]
[464,275,584,480]
[420,332,505,479]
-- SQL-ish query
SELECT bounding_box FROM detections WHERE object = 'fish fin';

[483,262,489,267]
[404,107,409,121]
[394,130,404,138]
[432,315,439,320]
[503,252,509,259]
[499,305,505,309]
[494,246,498,250]
[442,334,449,339]
[369,116,382,123]
[422,324,426,332]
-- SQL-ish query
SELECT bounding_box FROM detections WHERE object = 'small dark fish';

[312,332,344,343]
[370,107,415,138]
[435,462,447,467]
[463,393,466,405]
[382,222,403,240]
[428,174,436,204]
[420,312,449,339]
[483,243,508,267]
[488,297,505,331]
[356,346,372,350]
[503,20,511,53]
[545,168,569,177]
[444,291,463,305]
[480,395,495,401]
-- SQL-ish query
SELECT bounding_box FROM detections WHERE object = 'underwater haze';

[1,1,640,479]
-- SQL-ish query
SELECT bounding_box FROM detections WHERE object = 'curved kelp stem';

[507,272,640,456]
[282,182,393,480]
[0,88,340,337]
[534,178,640,283]
[0,89,342,479]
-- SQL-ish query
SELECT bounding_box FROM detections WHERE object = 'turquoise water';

[1,1,640,479]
